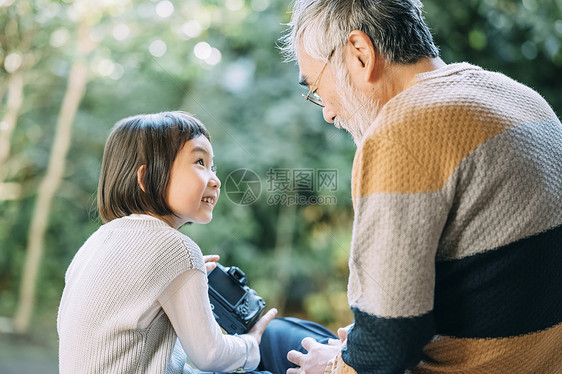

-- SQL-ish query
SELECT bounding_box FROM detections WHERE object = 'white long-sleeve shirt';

[58,214,258,374]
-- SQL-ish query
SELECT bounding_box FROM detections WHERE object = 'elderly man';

[259,0,562,373]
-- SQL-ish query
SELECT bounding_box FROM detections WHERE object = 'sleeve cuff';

[238,334,260,371]
[325,352,357,374]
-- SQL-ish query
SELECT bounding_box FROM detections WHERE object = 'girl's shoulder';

[172,229,205,264]
[101,215,206,271]
[161,229,206,273]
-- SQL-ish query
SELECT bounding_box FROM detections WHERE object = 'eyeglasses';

[303,50,334,108]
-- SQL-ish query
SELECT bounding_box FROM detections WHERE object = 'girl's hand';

[203,255,220,272]
[246,308,278,344]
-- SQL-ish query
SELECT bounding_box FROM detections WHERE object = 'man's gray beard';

[334,67,380,146]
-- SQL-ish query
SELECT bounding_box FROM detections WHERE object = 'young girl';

[57,111,277,373]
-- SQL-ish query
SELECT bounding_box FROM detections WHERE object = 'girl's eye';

[196,159,216,173]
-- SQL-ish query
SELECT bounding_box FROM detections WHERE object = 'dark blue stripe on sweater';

[342,308,434,374]
[435,224,562,338]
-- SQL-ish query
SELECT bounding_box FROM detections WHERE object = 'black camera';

[207,263,266,335]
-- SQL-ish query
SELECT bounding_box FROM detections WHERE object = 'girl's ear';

[137,165,147,193]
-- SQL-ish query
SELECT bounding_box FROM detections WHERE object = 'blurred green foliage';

[0,0,561,362]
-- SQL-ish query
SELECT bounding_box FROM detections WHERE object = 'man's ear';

[137,165,147,193]
[344,30,380,87]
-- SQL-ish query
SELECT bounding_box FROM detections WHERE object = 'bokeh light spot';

[468,29,487,50]
[521,41,538,60]
[555,20,562,36]
[226,0,244,11]
[205,48,222,66]
[112,23,130,41]
[182,20,202,39]
[4,52,22,73]
[251,0,269,12]
[149,40,167,57]
[155,0,174,18]
[194,42,212,60]
[50,28,70,48]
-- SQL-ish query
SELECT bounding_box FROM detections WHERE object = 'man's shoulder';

[356,62,560,195]
[389,62,545,108]
[366,62,555,145]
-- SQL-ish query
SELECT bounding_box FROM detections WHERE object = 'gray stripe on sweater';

[349,118,562,318]
[438,118,562,260]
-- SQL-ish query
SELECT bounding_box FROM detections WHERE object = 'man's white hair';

[280,0,439,64]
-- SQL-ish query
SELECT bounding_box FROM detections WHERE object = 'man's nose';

[323,106,336,123]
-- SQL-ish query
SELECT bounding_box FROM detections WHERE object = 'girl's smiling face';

[163,135,221,228]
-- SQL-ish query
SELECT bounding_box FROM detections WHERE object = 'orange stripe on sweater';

[411,322,562,374]
[352,101,553,197]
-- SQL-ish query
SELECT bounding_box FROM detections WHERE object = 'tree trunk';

[12,20,92,334]
[0,0,38,191]
[0,70,23,184]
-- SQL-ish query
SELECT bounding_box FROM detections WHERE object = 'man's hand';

[336,324,353,342]
[286,337,343,374]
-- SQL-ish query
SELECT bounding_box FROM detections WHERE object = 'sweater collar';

[106,214,173,230]
[412,62,482,85]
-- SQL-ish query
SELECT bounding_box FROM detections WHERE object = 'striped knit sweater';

[57,216,206,373]
[327,63,562,373]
